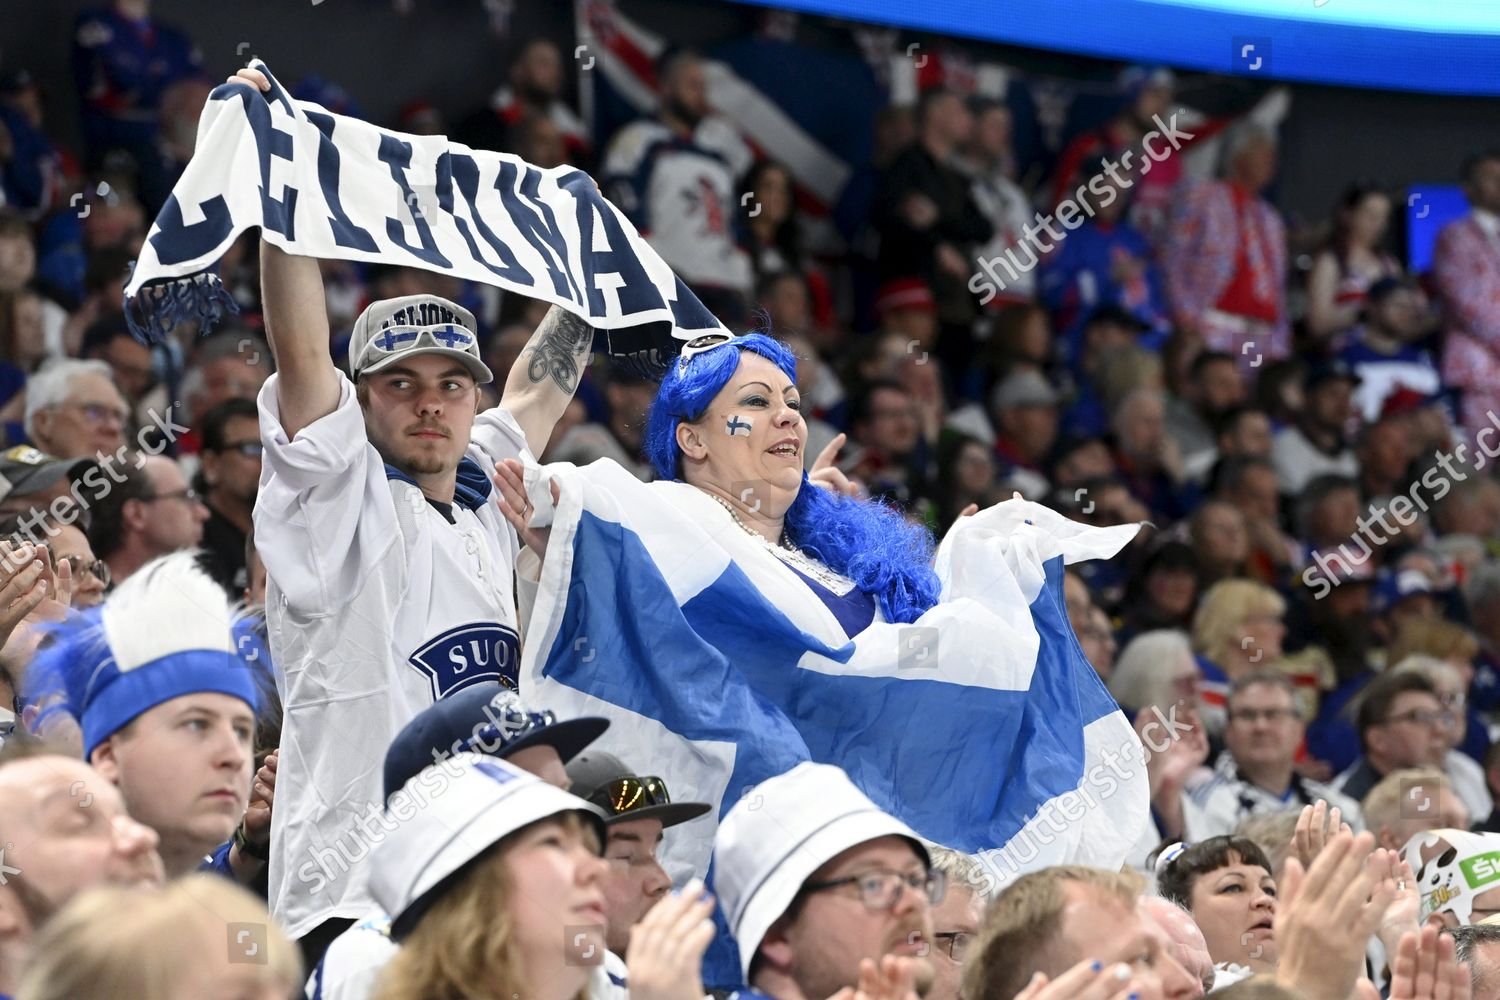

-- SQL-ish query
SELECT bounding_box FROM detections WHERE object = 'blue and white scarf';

[122,61,727,367]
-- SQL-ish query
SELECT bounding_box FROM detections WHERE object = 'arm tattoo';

[524,307,594,394]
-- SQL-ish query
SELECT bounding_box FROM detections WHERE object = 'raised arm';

[260,241,340,437]
[498,304,595,457]
[222,66,341,439]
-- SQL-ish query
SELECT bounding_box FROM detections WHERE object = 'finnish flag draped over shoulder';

[122,61,725,361]
[519,460,1150,903]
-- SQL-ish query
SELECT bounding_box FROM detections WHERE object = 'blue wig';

[644,334,941,624]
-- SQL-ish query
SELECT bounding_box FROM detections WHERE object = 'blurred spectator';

[1357,415,1418,506]
[0,286,51,442]
[932,434,1001,529]
[156,76,211,187]
[1116,540,1202,643]
[925,846,990,1000]
[1167,351,1247,484]
[1434,149,1500,434]
[964,864,1197,1000]
[71,0,204,212]
[18,876,300,1000]
[988,370,1059,498]
[0,741,163,1000]
[873,278,940,366]
[0,211,35,295]
[196,398,260,598]
[453,38,588,164]
[1230,810,1299,882]
[1387,618,1484,761]
[1187,672,1361,838]
[1059,306,1145,436]
[873,88,991,329]
[602,49,752,322]
[1191,579,1288,733]
[1112,388,1193,521]
[847,378,927,504]
[959,98,1034,305]
[739,160,804,281]
[509,112,567,170]
[1433,476,1500,542]
[1214,457,1297,587]
[396,100,446,137]
[23,359,127,460]
[548,365,656,482]
[0,70,67,219]
[1360,766,1468,852]
[79,315,159,431]
[1214,408,1274,463]
[1295,474,1364,563]
[1041,161,1170,359]
[1334,670,1448,802]
[1139,896,1215,999]
[1050,66,1181,233]
[1304,184,1400,351]
[1342,277,1442,420]
[777,331,842,462]
[1270,360,1360,495]
[1189,500,1249,585]
[1165,125,1288,378]
[760,270,814,337]
[1389,654,1492,821]
[0,505,110,610]
[88,453,206,585]
[177,332,271,454]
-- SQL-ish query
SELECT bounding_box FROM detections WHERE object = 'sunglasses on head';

[675,332,739,372]
[585,775,674,817]
[358,323,477,371]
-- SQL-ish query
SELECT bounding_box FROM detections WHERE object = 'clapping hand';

[626,878,717,1000]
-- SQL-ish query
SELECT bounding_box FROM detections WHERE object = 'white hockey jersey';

[255,373,529,938]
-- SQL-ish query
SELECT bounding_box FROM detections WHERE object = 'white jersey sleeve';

[306,912,399,1000]
[468,404,535,472]
[254,373,397,613]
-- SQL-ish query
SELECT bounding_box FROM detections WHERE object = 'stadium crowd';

[4,2,1500,999]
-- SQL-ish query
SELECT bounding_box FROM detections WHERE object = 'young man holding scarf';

[225,65,604,967]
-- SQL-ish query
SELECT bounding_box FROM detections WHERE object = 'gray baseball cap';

[348,294,494,384]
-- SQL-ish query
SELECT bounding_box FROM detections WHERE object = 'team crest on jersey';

[407,622,520,698]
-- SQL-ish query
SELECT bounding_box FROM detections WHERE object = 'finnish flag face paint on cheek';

[727,415,753,436]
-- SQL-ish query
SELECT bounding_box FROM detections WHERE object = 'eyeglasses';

[802,868,946,912]
[932,931,975,962]
[1228,708,1300,725]
[1439,691,1467,711]
[1381,708,1456,729]
[58,555,112,587]
[216,441,263,458]
[675,332,739,372]
[584,775,674,818]
[143,487,200,505]
[68,402,129,426]
[356,323,477,373]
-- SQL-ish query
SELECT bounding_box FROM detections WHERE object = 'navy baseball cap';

[382,684,609,801]
[566,751,712,828]
[1373,568,1435,616]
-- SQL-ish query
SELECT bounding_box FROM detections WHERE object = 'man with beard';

[0,739,164,996]
[715,763,941,999]
[602,49,753,322]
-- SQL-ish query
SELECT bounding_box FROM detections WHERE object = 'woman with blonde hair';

[369,752,715,1000]
[17,874,301,1000]
[1192,579,1288,733]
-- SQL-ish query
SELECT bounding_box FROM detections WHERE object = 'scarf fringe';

[123,268,241,346]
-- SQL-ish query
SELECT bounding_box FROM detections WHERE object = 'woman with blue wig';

[493,331,1149,973]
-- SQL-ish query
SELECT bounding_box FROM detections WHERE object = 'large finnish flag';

[520,459,1148,976]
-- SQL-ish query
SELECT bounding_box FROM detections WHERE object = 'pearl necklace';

[707,494,856,594]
